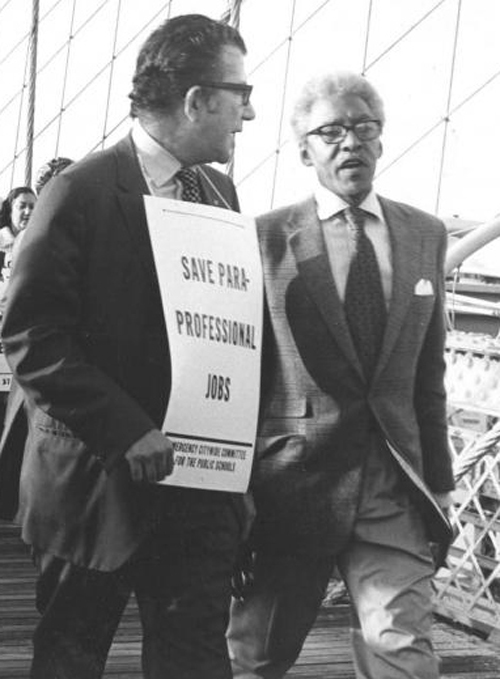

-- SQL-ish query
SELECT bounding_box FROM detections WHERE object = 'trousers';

[228,441,439,679]
[30,489,241,679]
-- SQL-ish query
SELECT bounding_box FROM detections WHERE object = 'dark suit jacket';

[0,133,239,571]
[251,196,455,557]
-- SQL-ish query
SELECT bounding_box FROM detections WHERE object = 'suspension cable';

[0,0,174,178]
[9,25,30,187]
[25,0,39,187]
[248,0,331,77]
[224,0,244,179]
[101,0,123,149]
[434,0,462,215]
[361,0,374,73]
[0,0,111,121]
[55,0,77,156]
[0,0,65,70]
[270,0,296,208]
[0,0,15,16]
[364,0,448,71]
[377,66,500,180]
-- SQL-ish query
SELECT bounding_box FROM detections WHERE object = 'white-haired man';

[228,70,454,679]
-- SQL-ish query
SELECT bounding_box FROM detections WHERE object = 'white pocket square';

[414,278,434,295]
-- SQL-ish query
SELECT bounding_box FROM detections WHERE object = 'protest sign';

[0,348,11,391]
[145,197,263,492]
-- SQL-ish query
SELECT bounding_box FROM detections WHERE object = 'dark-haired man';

[0,13,254,679]
[228,70,454,679]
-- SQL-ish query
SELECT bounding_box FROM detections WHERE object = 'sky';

[1,0,500,224]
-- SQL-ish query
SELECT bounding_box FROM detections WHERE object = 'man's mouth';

[339,158,365,170]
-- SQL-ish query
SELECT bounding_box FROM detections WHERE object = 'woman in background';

[0,186,37,283]
[0,186,36,428]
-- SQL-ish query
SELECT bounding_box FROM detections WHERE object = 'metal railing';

[434,331,500,641]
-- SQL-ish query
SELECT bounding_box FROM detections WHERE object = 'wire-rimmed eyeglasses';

[200,81,253,106]
[306,120,382,145]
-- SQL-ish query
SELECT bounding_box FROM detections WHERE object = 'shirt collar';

[131,119,181,188]
[314,178,383,222]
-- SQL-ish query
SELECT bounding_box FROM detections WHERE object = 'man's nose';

[243,101,256,121]
[341,128,361,148]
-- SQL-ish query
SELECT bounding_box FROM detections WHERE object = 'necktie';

[343,206,386,381]
[176,167,202,203]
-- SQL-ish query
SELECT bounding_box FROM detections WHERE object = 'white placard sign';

[0,281,12,391]
[0,351,11,392]
[0,347,12,392]
[144,196,263,492]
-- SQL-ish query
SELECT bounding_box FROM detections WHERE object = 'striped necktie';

[176,167,202,203]
[343,206,386,381]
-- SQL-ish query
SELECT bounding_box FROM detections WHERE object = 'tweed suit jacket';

[0,133,239,571]
[251,196,455,557]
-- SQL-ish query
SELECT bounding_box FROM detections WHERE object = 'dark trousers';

[31,489,241,679]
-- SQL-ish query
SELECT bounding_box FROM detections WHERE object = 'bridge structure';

[1,0,500,655]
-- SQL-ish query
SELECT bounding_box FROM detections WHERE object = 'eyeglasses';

[200,81,253,106]
[306,120,382,145]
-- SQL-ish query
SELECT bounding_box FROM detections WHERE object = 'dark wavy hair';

[129,14,246,116]
[0,186,36,229]
[35,157,74,194]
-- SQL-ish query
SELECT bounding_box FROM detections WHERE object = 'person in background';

[0,13,254,679]
[228,70,454,679]
[0,161,72,462]
[0,188,36,494]
[34,156,74,195]
[0,186,37,283]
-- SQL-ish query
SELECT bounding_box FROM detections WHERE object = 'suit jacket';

[251,196,455,557]
[0,133,239,571]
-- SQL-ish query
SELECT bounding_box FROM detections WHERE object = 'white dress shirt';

[314,180,392,307]
[131,119,184,199]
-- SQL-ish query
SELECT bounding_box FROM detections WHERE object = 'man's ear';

[375,139,383,160]
[184,86,205,122]
[299,142,312,167]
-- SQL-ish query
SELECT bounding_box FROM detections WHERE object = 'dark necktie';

[176,167,202,203]
[343,206,387,381]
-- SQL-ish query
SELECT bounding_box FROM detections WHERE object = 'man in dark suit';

[0,13,255,679]
[228,71,454,678]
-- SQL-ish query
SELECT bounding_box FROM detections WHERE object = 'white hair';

[290,70,385,141]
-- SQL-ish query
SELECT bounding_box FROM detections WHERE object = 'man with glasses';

[0,13,255,679]
[228,70,454,679]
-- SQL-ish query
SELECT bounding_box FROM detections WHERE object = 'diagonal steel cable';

[55,0,78,156]
[0,0,174,181]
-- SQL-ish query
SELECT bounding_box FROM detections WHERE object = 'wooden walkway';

[2,521,500,678]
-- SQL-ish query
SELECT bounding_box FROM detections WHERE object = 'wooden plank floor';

[2,521,500,678]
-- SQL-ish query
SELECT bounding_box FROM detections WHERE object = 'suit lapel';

[288,200,363,375]
[287,197,423,382]
[373,198,421,380]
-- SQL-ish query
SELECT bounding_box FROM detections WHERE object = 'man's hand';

[124,430,174,483]
[434,491,455,510]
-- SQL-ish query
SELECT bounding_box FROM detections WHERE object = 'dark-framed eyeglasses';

[200,81,253,106]
[306,120,382,145]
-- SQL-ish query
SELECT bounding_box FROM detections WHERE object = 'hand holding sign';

[125,429,174,483]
